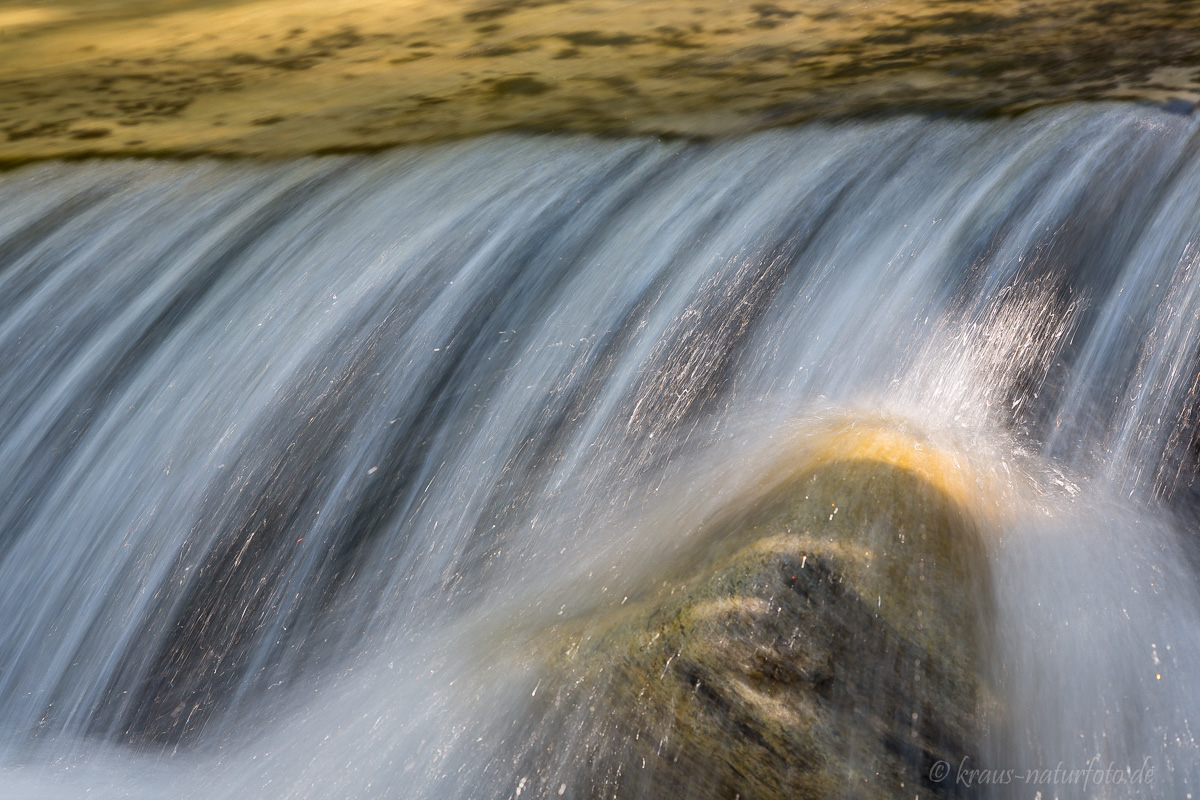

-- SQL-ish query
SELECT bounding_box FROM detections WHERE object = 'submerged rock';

[525,419,995,798]
[2,0,1200,162]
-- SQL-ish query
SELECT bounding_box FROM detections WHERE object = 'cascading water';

[1,102,1199,798]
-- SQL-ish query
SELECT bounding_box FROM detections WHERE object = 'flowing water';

[1,102,1199,798]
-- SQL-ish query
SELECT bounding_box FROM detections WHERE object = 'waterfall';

[1,101,1198,797]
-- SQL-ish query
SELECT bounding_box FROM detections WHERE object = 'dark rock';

[525,420,995,799]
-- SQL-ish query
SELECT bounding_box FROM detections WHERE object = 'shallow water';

[0,102,1199,797]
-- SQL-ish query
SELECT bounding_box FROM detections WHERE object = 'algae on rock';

[522,420,995,798]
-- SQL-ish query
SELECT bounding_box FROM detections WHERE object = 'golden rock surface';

[1,0,1199,163]
[527,418,997,799]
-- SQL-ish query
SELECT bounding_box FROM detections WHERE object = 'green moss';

[535,456,993,798]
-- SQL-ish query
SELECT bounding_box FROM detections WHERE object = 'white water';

[1,103,1199,798]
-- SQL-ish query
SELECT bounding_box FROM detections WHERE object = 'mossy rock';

[521,420,994,799]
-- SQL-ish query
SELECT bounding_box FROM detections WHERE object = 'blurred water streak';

[0,102,1198,797]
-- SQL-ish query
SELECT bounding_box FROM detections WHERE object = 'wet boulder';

[526,419,995,799]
